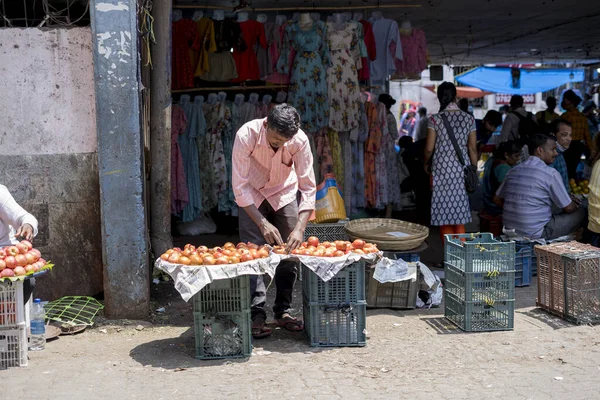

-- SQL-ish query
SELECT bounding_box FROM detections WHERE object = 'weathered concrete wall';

[0,28,103,300]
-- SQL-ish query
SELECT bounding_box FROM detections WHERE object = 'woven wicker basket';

[344,219,429,251]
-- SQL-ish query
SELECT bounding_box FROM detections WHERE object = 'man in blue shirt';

[494,133,586,239]
[550,119,572,192]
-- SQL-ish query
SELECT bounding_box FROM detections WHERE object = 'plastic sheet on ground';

[372,257,418,283]
[276,252,381,282]
[155,257,279,302]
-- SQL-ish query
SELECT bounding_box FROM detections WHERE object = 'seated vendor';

[493,133,587,240]
[482,141,522,217]
[549,119,572,192]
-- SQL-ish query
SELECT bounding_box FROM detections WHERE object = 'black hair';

[499,105,510,114]
[493,140,522,160]
[399,136,413,148]
[563,90,582,107]
[418,107,427,116]
[437,82,457,112]
[267,103,301,138]
[483,110,503,128]
[528,133,555,156]
[549,118,572,135]
[458,98,469,113]
[546,96,557,108]
[378,93,396,110]
[510,95,524,109]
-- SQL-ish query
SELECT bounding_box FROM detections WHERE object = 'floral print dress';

[326,22,362,132]
[277,21,330,133]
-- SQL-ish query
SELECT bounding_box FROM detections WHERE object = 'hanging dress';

[277,21,330,133]
[358,20,376,81]
[217,103,236,215]
[315,128,335,184]
[192,18,217,77]
[232,20,267,82]
[257,21,275,79]
[364,102,382,208]
[172,18,200,90]
[178,96,203,222]
[198,19,244,82]
[375,102,389,209]
[384,110,402,209]
[266,22,293,84]
[351,100,369,213]
[171,105,190,214]
[191,97,208,212]
[203,102,228,210]
[368,17,402,83]
[326,22,362,132]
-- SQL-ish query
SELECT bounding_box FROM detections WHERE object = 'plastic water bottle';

[29,298,46,351]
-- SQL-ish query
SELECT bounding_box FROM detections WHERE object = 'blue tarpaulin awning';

[455,67,585,94]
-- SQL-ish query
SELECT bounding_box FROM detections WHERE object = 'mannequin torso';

[194,95,205,106]
[217,91,227,104]
[257,14,268,23]
[213,10,225,21]
[275,15,287,26]
[298,13,313,31]
[192,10,204,21]
[234,94,245,107]
[207,93,218,105]
[353,12,363,22]
[248,93,259,105]
[371,11,383,21]
[237,12,249,22]
[172,10,183,22]
[262,94,272,106]
[332,13,345,30]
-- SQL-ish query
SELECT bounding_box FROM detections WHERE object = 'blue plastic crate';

[515,243,533,287]
[383,251,420,263]
[445,233,515,273]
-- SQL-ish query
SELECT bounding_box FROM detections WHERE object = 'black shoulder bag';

[440,114,479,193]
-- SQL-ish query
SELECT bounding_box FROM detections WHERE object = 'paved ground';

[3,278,600,400]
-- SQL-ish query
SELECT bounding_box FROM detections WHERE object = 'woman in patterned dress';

[424,82,478,240]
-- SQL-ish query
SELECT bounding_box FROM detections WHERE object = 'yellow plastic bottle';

[314,174,347,223]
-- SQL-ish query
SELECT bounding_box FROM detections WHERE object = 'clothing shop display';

[266,21,293,84]
[326,21,362,132]
[257,21,275,79]
[351,99,369,213]
[192,18,217,77]
[277,20,330,133]
[327,128,344,191]
[172,18,200,90]
[374,102,389,209]
[232,19,267,82]
[198,18,245,82]
[384,110,401,208]
[368,16,402,82]
[358,20,376,81]
[171,105,190,214]
[364,101,382,208]
[315,128,335,184]
[391,28,427,81]
[178,96,204,222]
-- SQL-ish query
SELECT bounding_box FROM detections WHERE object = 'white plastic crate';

[0,322,28,369]
[0,280,25,328]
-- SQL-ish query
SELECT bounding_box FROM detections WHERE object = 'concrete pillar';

[90,0,149,319]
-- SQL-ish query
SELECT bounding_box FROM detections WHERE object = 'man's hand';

[287,228,304,252]
[260,220,283,245]
[570,194,582,206]
[16,223,34,241]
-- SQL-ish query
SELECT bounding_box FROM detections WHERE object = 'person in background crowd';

[458,98,470,113]
[582,133,600,246]
[494,133,586,240]
[549,119,573,192]
[379,93,402,218]
[499,105,510,117]
[562,89,594,179]
[535,96,560,133]
[401,136,431,226]
[499,95,531,143]
[232,104,316,339]
[481,141,522,217]
[414,107,428,142]
[582,93,596,109]
[476,110,503,153]
[0,184,38,302]
[424,82,478,240]
[584,104,599,141]
[399,107,417,138]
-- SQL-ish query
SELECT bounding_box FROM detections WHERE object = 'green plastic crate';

[444,290,514,332]
[444,264,515,303]
[445,233,515,273]
[365,264,419,309]
[303,299,366,347]
[192,276,252,359]
[302,261,366,304]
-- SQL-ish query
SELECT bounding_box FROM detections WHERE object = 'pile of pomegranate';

[272,237,378,257]
[160,242,270,266]
[0,240,49,279]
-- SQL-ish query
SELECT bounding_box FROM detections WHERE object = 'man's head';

[482,110,503,133]
[550,119,572,150]
[583,104,597,118]
[494,140,522,166]
[418,107,427,118]
[546,96,557,111]
[561,90,582,110]
[499,105,510,115]
[510,95,524,110]
[378,93,396,110]
[264,104,301,148]
[528,133,558,165]
[407,107,417,119]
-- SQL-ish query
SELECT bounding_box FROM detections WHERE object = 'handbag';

[439,113,479,193]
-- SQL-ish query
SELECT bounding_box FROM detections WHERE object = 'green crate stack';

[192,276,252,359]
[302,261,366,347]
[444,234,515,332]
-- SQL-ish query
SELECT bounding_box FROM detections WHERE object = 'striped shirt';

[497,156,572,239]
[588,161,600,233]
[232,118,316,213]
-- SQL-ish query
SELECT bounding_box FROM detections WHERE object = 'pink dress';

[392,29,428,80]
[266,23,294,84]
[171,106,189,214]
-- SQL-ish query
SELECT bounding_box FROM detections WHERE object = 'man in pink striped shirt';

[232,104,316,339]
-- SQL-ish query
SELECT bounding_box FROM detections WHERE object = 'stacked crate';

[192,276,252,359]
[365,252,419,310]
[302,261,366,347]
[444,233,515,332]
[0,280,27,369]
[514,241,533,287]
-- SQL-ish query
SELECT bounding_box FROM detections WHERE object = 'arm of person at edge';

[231,128,285,246]
[499,114,516,143]
[287,138,317,251]
[423,127,436,174]
[0,185,38,241]
[548,169,580,214]
[493,180,506,209]
[468,130,478,166]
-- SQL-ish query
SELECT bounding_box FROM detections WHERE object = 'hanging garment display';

[384,109,402,208]
[364,101,382,208]
[375,102,389,209]
[351,100,369,213]
[358,20,376,80]
[327,128,344,191]
[232,20,267,82]
[191,96,210,212]
[266,21,293,84]
[203,100,229,211]
[277,21,330,133]
[198,18,245,82]
[257,21,275,79]
[171,105,190,214]
[218,105,236,215]
[391,29,428,81]
[369,17,402,82]
[172,18,200,90]
[338,130,353,216]
[326,21,362,132]
[315,128,335,184]
[178,96,204,222]
[192,18,217,77]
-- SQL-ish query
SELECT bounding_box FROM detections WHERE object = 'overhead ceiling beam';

[173,4,420,11]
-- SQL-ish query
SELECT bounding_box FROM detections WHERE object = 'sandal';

[276,314,304,332]
[251,317,271,339]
